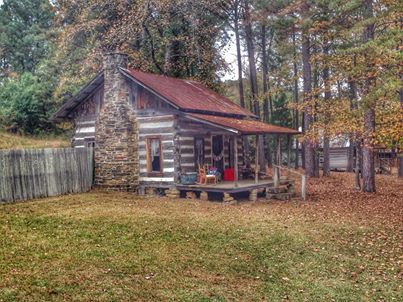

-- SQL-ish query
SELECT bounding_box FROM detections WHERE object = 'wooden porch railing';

[273,164,306,201]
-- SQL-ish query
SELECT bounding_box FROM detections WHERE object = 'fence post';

[274,165,279,188]
[301,174,306,200]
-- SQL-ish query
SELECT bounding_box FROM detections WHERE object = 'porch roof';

[186,113,300,135]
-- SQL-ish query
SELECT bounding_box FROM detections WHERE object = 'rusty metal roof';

[186,113,300,135]
[122,68,255,117]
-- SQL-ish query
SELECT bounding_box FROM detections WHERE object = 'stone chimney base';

[94,52,139,192]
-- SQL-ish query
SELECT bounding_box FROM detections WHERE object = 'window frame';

[146,136,163,177]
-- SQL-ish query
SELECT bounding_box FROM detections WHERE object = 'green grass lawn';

[0,131,69,149]
[0,174,402,301]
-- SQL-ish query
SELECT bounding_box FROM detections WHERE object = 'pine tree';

[0,0,54,78]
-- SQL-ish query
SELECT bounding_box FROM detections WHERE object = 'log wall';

[71,85,103,148]
[138,114,177,187]
[0,148,94,203]
[176,118,244,173]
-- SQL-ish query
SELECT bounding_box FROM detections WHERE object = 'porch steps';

[266,192,293,201]
[265,180,296,201]
[266,185,288,194]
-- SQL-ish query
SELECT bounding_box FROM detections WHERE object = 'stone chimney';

[94,53,139,191]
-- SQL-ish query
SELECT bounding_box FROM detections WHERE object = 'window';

[146,137,163,175]
[194,137,205,169]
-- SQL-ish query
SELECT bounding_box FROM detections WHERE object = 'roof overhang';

[185,113,300,135]
[52,72,104,121]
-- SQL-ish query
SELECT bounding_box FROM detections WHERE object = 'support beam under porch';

[176,179,291,194]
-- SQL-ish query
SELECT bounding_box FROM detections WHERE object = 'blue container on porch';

[181,172,198,185]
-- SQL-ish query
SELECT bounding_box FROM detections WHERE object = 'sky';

[221,34,239,81]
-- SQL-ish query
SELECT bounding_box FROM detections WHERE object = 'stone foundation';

[223,192,234,203]
[249,189,258,202]
[200,191,209,201]
[165,188,180,199]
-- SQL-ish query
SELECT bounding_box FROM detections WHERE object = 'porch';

[172,113,302,202]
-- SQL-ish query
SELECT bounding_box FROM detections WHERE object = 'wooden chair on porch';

[198,164,216,185]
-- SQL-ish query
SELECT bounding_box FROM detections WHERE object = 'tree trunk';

[292,27,299,169]
[347,142,355,172]
[244,0,265,172]
[261,25,272,167]
[312,52,320,178]
[301,113,305,169]
[322,37,331,177]
[398,155,403,178]
[337,80,342,98]
[243,1,259,116]
[398,70,403,177]
[301,3,315,177]
[362,109,376,191]
[355,140,362,190]
[347,78,357,172]
[314,148,320,178]
[234,2,245,109]
[261,25,269,123]
[323,139,330,176]
[234,0,251,168]
[163,41,172,75]
[362,0,376,192]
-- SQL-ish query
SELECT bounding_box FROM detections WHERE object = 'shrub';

[0,72,55,134]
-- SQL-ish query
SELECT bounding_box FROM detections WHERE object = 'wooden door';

[212,135,224,172]
[228,137,235,168]
[194,137,205,169]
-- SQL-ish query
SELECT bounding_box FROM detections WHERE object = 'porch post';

[233,135,239,187]
[274,135,281,188]
[255,135,259,184]
[287,135,292,179]
[276,135,281,166]
[287,135,292,168]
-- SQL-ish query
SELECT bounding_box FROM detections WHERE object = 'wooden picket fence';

[0,148,94,203]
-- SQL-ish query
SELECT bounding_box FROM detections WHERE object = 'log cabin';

[53,53,299,201]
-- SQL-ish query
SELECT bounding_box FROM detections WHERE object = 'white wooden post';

[274,135,281,188]
[287,135,292,179]
[301,174,306,200]
[274,168,279,188]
